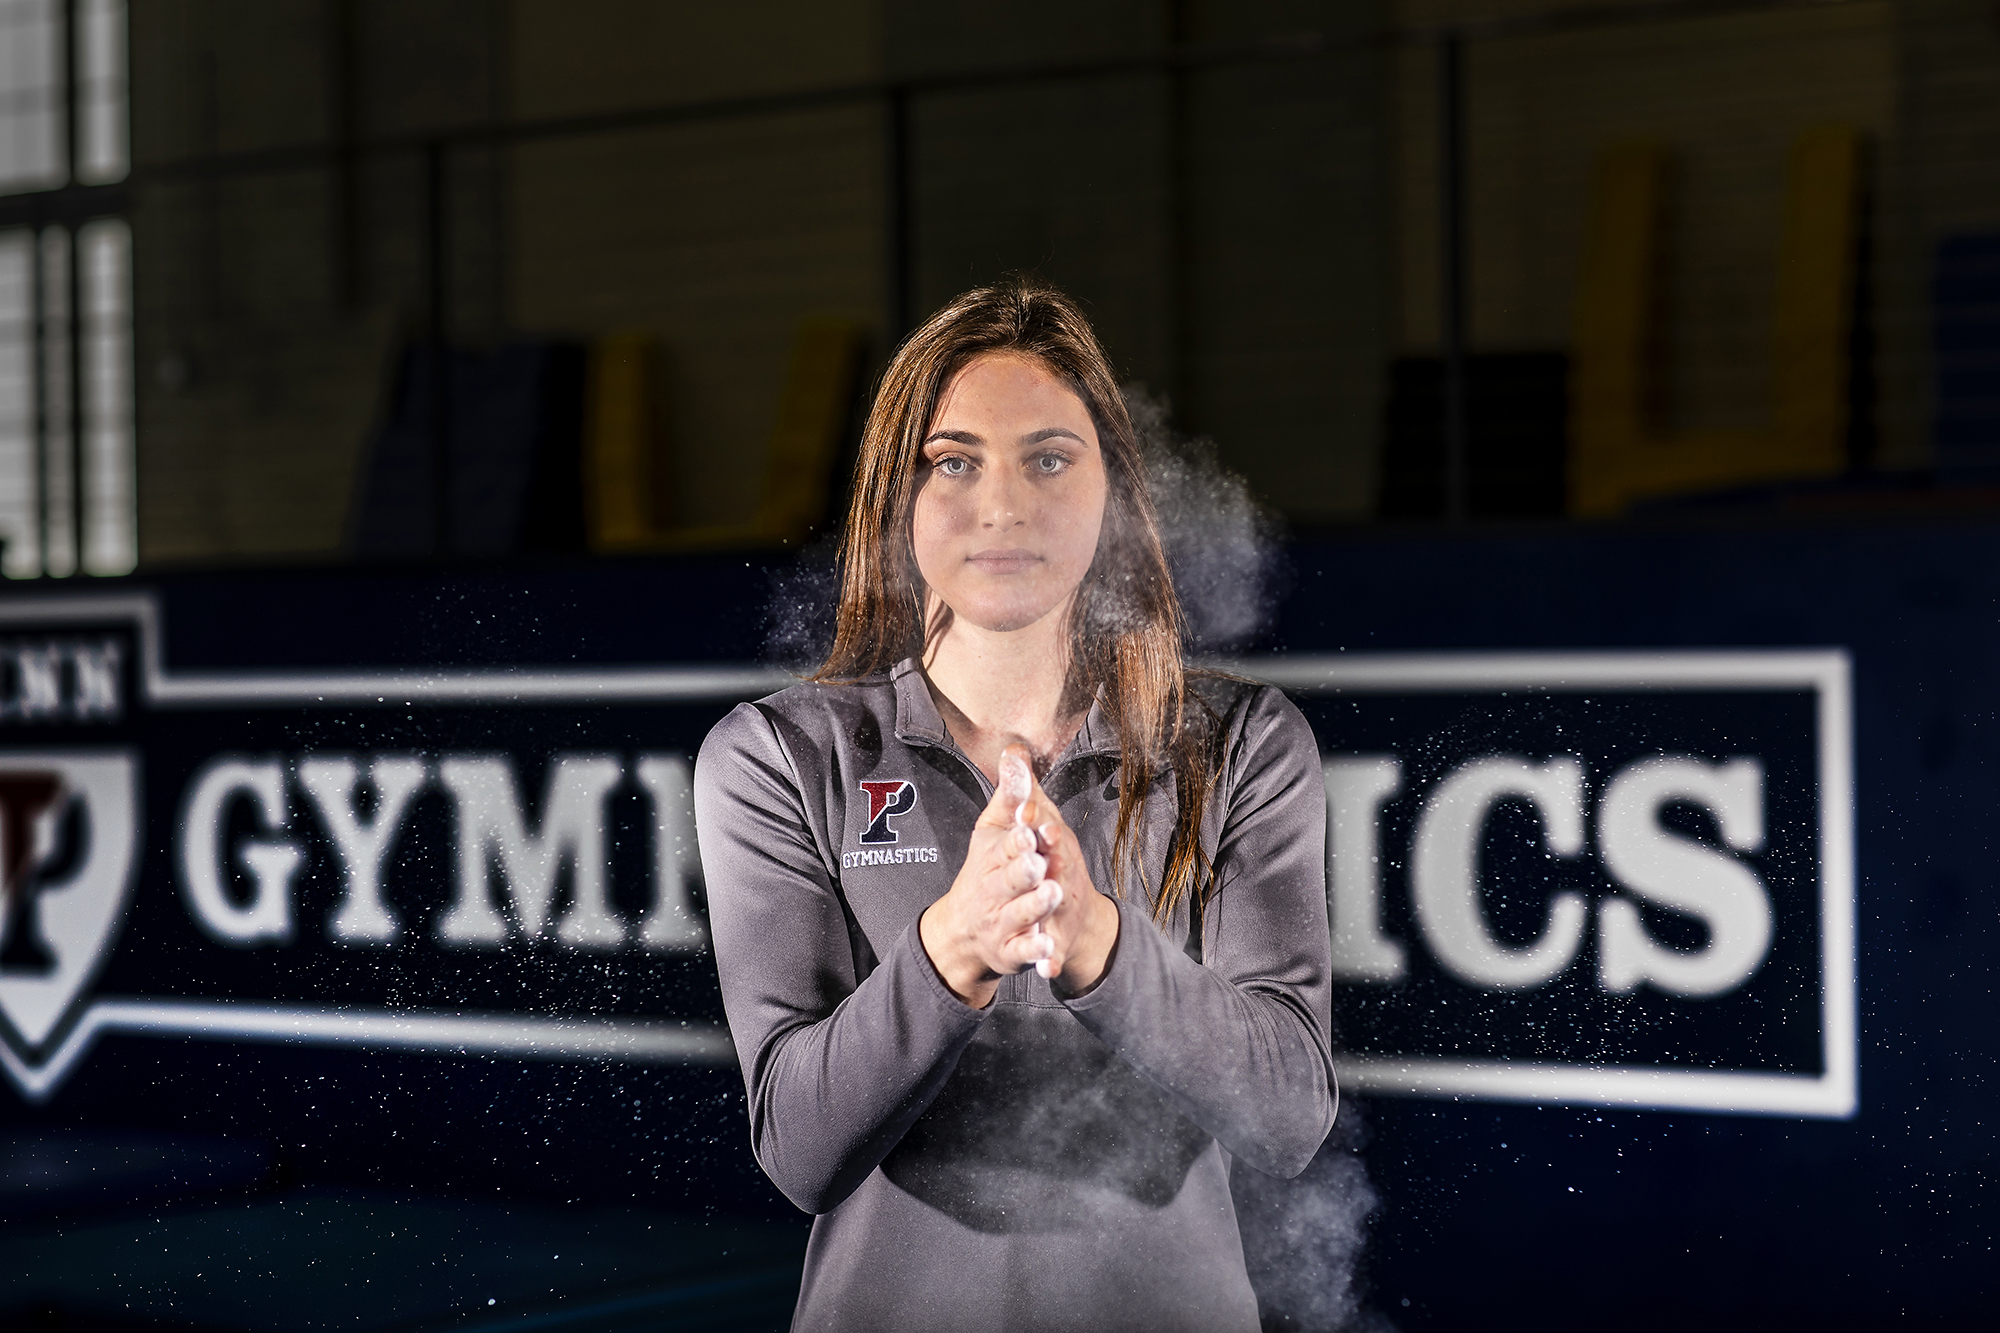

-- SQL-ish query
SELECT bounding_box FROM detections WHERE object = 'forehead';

[931,353,1096,438]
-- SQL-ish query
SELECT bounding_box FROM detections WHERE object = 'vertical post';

[883,86,911,346]
[1438,31,1469,523]
[62,0,80,179]
[31,229,49,578]
[424,139,451,557]
[63,0,84,572]
[328,0,361,310]
[66,227,84,575]
[1165,0,1190,424]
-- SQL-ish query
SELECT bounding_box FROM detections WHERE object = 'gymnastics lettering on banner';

[1259,651,1856,1119]
[0,594,783,1101]
[0,594,1853,1121]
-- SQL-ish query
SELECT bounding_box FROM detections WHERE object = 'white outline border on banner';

[0,593,776,1101]
[0,595,1856,1117]
[1235,650,1858,1119]
[0,999,739,1102]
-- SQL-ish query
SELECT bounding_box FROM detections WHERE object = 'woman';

[695,279,1334,1331]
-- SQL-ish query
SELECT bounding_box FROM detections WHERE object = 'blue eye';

[1035,453,1067,474]
[936,456,969,476]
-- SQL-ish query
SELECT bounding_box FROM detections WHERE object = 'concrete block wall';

[130,0,507,566]
[1394,0,1898,443]
[1179,1,1389,525]
[506,0,885,532]
[1890,0,2000,467]
[116,0,2000,565]
[128,0,1400,561]
[891,0,1393,526]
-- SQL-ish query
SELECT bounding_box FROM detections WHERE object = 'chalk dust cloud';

[1120,387,1282,653]
[1234,1098,1396,1332]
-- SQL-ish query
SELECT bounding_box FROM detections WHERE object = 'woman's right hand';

[917,744,1063,1008]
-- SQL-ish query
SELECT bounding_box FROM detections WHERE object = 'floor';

[0,1135,806,1332]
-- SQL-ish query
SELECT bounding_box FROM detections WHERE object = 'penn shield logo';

[858,780,917,844]
[0,753,141,1078]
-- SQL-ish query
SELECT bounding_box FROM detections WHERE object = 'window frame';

[0,0,129,578]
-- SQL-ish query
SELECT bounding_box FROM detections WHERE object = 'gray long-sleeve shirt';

[695,659,1335,1332]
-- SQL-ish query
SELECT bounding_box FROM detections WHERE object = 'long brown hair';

[814,278,1219,923]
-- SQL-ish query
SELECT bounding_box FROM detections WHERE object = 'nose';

[978,463,1029,530]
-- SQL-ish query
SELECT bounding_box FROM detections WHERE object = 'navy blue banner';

[1278,651,1849,1115]
[0,521,1990,1330]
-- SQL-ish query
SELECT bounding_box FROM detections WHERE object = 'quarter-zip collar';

[890,658,952,748]
[890,657,1120,763]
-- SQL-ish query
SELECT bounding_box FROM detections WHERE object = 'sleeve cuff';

[890,916,1000,1025]
[1057,896,1165,1018]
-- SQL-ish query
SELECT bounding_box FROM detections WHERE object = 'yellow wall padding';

[586,318,862,552]
[583,332,668,551]
[752,316,864,544]
[1569,126,1862,516]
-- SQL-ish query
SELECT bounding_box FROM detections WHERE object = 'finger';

[1004,850,1048,893]
[999,746,1034,822]
[1026,914,1068,980]
[978,744,1038,828]
[965,821,1035,876]
[999,879,1063,933]
[1033,820,1096,909]
[1017,775,1053,831]
[1032,822,1080,877]
[1002,917,1061,972]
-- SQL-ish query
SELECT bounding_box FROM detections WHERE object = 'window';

[0,0,132,578]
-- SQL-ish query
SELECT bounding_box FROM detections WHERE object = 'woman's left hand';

[1017,772,1121,995]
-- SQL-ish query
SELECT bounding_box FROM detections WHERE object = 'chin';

[953,597,1066,636]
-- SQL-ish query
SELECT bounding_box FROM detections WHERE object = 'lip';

[966,549,1041,574]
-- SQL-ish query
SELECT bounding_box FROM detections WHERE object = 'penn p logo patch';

[858,780,917,844]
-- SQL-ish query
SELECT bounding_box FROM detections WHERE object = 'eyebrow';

[922,427,1088,447]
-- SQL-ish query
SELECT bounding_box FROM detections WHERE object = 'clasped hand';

[917,744,1120,1008]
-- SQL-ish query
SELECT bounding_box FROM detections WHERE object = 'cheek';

[909,483,961,583]
[1051,478,1109,574]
